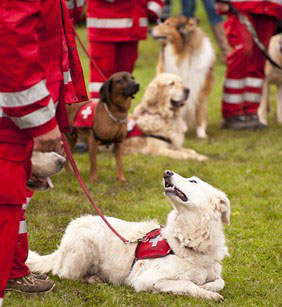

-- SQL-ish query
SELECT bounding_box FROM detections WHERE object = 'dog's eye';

[168,81,175,86]
[189,180,197,184]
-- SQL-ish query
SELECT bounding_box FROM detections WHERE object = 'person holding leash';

[0,0,87,304]
[216,0,282,129]
[86,0,164,101]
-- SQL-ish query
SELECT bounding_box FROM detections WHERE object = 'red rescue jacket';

[217,0,282,19]
[86,0,164,42]
[0,0,88,145]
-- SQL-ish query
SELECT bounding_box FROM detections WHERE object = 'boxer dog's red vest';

[73,101,98,128]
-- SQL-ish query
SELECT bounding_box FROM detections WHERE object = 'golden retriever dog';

[258,33,282,126]
[27,151,66,190]
[66,72,139,182]
[27,170,230,302]
[124,73,208,161]
[152,16,215,139]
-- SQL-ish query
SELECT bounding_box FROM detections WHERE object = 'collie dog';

[152,16,215,139]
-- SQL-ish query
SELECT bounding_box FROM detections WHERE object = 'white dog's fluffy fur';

[27,171,230,301]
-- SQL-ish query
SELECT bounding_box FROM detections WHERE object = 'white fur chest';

[163,38,215,121]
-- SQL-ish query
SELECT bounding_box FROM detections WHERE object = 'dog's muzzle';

[170,88,190,108]
[122,81,140,98]
[163,170,188,202]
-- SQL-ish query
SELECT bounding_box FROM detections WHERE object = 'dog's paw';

[197,154,208,162]
[210,293,224,302]
[117,175,126,183]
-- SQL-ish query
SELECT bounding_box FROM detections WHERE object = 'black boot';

[222,114,266,130]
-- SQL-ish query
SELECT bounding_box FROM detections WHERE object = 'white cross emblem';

[81,106,92,119]
[149,235,163,247]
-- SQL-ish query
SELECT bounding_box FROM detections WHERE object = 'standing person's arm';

[0,1,61,152]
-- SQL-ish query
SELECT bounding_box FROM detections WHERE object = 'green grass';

[6,2,282,306]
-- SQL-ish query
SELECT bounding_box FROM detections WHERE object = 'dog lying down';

[27,170,230,302]
[27,151,66,190]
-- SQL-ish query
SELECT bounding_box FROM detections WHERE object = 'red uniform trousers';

[0,140,34,303]
[222,13,277,118]
[0,205,23,300]
[9,189,34,279]
[88,41,138,100]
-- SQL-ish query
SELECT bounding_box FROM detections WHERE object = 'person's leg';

[203,0,231,62]
[89,41,117,100]
[9,189,34,279]
[244,15,277,115]
[221,13,253,125]
[0,205,22,304]
[115,41,138,73]
[202,0,222,25]
[181,0,196,17]
[5,189,54,293]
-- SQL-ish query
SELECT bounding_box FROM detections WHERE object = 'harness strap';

[93,129,122,145]
[142,133,172,144]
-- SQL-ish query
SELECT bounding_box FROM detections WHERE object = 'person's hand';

[33,126,62,153]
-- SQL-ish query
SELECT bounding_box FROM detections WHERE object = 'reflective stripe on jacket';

[0,0,88,143]
[86,0,164,42]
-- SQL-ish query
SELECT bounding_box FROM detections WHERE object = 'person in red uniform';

[86,0,164,101]
[0,0,88,304]
[216,0,282,129]
[66,0,85,25]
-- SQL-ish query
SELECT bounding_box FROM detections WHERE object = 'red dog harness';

[73,100,98,128]
[127,119,172,144]
[132,228,174,268]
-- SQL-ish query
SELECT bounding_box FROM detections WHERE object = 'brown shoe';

[5,273,55,294]
[30,272,49,280]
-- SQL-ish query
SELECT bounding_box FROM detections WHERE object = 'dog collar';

[103,103,127,125]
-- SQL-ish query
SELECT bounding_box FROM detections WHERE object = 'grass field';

[5,3,282,307]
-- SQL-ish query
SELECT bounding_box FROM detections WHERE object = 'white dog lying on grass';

[27,170,230,302]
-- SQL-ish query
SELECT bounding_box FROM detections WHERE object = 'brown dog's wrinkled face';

[100,72,140,110]
[143,73,189,114]
[27,152,66,191]
[151,16,199,44]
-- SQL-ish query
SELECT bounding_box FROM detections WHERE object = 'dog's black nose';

[184,87,190,99]
[56,157,66,168]
[164,170,173,178]
[133,82,140,93]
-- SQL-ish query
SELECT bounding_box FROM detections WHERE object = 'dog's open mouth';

[164,180,188,202]
[170,99,185,109]
[27,176,54,191]
[152,35,167,41]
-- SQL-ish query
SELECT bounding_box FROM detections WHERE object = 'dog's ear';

[100,78,113,103]
[176,20,188,36]
[217,194,231,225]
[141,80,159,107]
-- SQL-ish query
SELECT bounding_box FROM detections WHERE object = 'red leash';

[61,133,130,244]
[72,23,107,82]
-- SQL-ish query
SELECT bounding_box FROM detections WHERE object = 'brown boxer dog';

[66,72,139,182]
